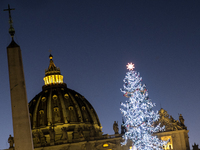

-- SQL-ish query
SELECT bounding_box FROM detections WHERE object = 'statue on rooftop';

[49,125,55,142]
[32,130,40,144]
[61,127,68,140]
[113,121,119,134]
[8,134,14,148]
[179,114,185,125]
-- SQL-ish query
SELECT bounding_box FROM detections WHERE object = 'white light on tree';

[120,63,168,149]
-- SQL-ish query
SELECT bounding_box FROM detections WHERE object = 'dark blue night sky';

[0,1,200,149]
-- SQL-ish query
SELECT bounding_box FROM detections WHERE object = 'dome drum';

[42,83,67,90]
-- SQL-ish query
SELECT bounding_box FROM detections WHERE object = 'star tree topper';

[126,62,135,70]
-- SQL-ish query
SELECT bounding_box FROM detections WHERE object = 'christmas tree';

[120,63,168,150]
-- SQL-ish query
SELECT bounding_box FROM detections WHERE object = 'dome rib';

[47,89,52,126]
[69,92,84,123]
[57,90,68,124]
[33,94,42,129]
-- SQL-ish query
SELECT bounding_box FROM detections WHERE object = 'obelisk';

[4,5,34,150]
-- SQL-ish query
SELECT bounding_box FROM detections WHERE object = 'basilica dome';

[28,55,102,146]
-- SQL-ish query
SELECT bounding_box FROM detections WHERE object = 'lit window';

[103,143,109,147]
[161,136,173,149]
[64,93,69,99]
[82,106,86,110]
[54,107,59,112]
[69,106,73,110]
[52,75,55,83]
[39,110,44,114]
[53,95,57,100]
[48,76,51,84]
[42,97,46,102]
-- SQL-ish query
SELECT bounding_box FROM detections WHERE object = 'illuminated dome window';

[39,110,44,114]
[41,97,46,102]
[82,106,86,110]
[54,107,59,112]
[53,95,57,100]
[64,93,69,99]
[69,106,73,110]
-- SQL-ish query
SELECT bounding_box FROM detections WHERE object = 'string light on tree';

[120,63,168,149]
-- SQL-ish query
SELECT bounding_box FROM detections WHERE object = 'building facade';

[5,54,190,150]
[155,109,190,150]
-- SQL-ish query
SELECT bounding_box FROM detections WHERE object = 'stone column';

[7,40,34,150]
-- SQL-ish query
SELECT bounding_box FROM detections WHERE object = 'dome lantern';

[43,54,65,88]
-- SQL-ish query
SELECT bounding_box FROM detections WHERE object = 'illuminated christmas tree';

[120,63,168,150]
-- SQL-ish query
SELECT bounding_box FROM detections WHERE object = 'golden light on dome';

[103,143,109,147]
[43,75,63,85]
[126,62,135,70]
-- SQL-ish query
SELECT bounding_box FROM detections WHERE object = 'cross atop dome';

[46,54,59,74]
